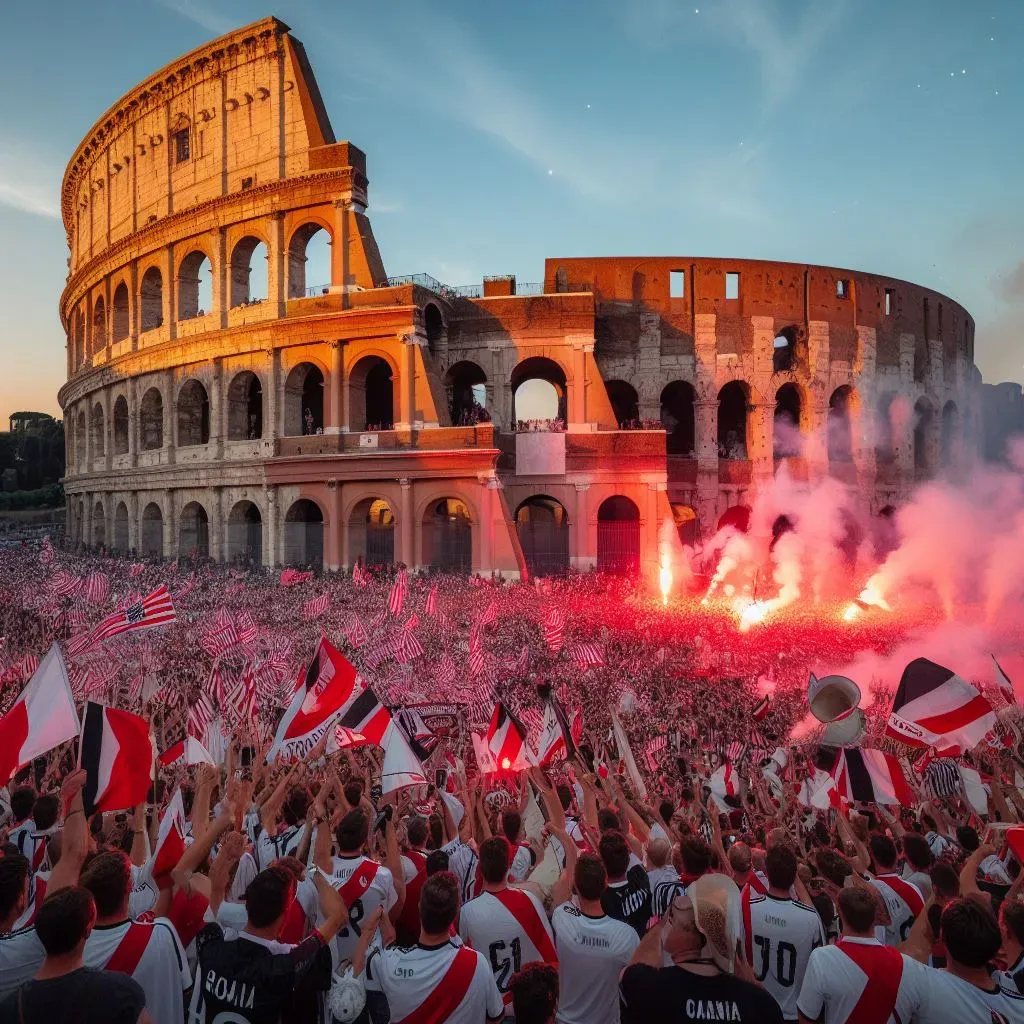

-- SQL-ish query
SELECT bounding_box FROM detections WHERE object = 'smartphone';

[374,804,394,834]
[241,746,255,769]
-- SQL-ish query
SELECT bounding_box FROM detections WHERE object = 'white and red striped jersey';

[367,939,503,1023]
[903,960,1024,1022]
[869,873,924,946]
[740,890,824,1020]
[327,854,398,965]
[12,870,50,931]
[84,917,190,1024]
[459,888,557,1009]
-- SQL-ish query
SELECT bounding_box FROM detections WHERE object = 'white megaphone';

[808,672,866,746]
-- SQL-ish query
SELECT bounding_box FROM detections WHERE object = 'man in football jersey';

[255,781,310,871]
[80,850,191,1024]
[997,899,1024,993]
[740,845,823,1021]
[459,837,557,1018]
[868,834,924,945]
[363,872,504,1023]
[599,831,651,937]
[729,841,767,895]
[395,815,430,945]
[6,788,36,864]
[551,852,639,1024]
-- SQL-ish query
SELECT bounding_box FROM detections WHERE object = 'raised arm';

[49,768,89,892]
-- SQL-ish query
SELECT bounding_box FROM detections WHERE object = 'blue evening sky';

[0,0,1021,422]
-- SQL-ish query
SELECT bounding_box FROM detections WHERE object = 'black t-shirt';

[0,967,144,1024]
[602,864,653,937]
[620,963,784,1024]
[193,924,332,1024]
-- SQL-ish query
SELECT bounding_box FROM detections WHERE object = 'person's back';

[598,832,651,937]
[868,836,923,946]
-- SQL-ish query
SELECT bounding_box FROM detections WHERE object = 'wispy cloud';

[154,0,236,36]
[0,149,60,219]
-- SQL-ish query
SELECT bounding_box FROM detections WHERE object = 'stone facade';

[58,18,982,576]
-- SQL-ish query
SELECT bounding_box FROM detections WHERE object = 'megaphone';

[808,672,862,724]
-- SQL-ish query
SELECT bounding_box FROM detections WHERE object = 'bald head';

[647,838,671,869]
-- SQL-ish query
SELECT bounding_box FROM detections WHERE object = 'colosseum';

[58,17,983,579]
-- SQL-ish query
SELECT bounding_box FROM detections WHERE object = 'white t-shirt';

[903,957,1024,1022]
[459,888,557,1009]
[926,831,955,859]
[551,902,639,1024]
[84,917,191,1024]
[997,951,1024,995]
[255,823,307,870]
[367,940,503,1023]
[869,873,924,946]
[327,854,398,965]
[0,928,45,999]
[228,849,259,903]
[443,838,480,903]
[646,863,679,892]
[742,891,824,1020]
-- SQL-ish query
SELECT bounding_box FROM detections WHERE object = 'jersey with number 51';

[742,890,825,1021]
[327,855,398,965]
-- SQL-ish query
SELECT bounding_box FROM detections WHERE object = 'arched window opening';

[139,388,164,451]
[423,498,472,575]
[142,503,163,559]
[227,500,262,566]
[113,396,129,455]
[941,401,958,467]
[597,496,640,574]
[284,363,325,436]
[140,267,163,332]
[516,495,570,577]
[349,498,394,568]
[112,283,129,343]
[349,356,393,432]
[90,403,105,459]
[177,251,213,320]
[605,380,639,428]
[227,371,263,440]
[92,298,106,356]
[287,224,332,298]
[510,357,567,428]
[875,393,897,464]
[75,411,86,472]
[179,502,209,560]
[177,380,210,447]
[445,361,489,426]
[114,502,129,554]
[230,236,269,307]
[717,381,748,459]
[92,502,106,549]
[773,384,802,458]
[671,503,699,548]
[282,499,324,571]
[914,398,934,472]
[424,303,444,356]
[828,386,856,464]
[661,381,695,456]
[773,331,794,373]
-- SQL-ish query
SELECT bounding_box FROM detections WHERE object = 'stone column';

[163,369,176,464]
[805,401,830,481]
[747,402,773,486]
[573,481,594,570]
[331,199,350,302]
[396,334,419,430]
[694,398,719,535]
[211,358,224,460]
[264,486,279,568]
[807,320,830,382]
[326,481,342,571]
[211,487,224,562]
[216,227,229,330]
[128,261,139,354]
[165,244,177,341]
[83,493,93,549]
[568,340,587,426]
[163,490,176,560]
[750,316,775,377]
[399,478,414,568]
[103,389,112,472]
[270,212,286,318]
[265,349,280,441]
[84,400,94,473]
[327,340,345,433]
[128,491,140,555]
[128,378,138,469]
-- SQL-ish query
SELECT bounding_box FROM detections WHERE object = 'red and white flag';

[158,734,215,769]
[188,691,214,741]
[129,563,146,577]
[831,747,915,806]
[436,654,457,690]
[388,569,408,616]
[344,616,368,649]
[328,724,368,752]
[85,573,110,606]
[709,761,738,803]
[566,642,604,669]
[379,722,427,794]
[79,701,155,815]
[479,601,498,628]
[352,562,368,588]
[68,585,176,657]
[236,611,259,646]
[486,703,535,772]
[267,638,360,762]
[993,655,1016,705]
[302,594,330,620]
[337,684,392,746]
[468,625,485,676]
[0,644,79,784]
[424,586,438,616]
[280,568,313,587]
[200,619,239,660]
[886,658,996,751]
[543,608,565,653]
[753,695,771,721]
[150,790,187,888]
[49,571,82,599]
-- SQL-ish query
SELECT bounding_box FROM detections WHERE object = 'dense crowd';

[0,542,1022,1022]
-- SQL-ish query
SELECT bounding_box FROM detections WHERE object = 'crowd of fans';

[0,543,1022,1022]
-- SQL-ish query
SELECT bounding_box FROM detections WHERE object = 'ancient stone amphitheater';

[58,17,982,578]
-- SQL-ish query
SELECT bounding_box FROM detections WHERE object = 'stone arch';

[717,381,749,459]
[179,501,210,559]
[113,501,129,554]
[177,379,210,447]
[605,380,639,427]
[139,387,164,450]
[941,400,959,467]
[828,385,858,464]
[142,502,163,558]
[349,355,394,431]
[92,297,106,356]
[671,502,699,547]
[92,500,106,548]
[349,496,395,568]
[773,383,803,458]
[914,397,935,472]
[661,381,695,456]
[90,402,105,458]
[75,410,86,472]
[287,222,332,298]
[773,329,795,373]
[227,371,264,440]
[112,395,129,455]
[140,266,163,332]
[510,356,568,425]
[230,235,269,307]
[227,499,262,565]
[445,361,488,426]
[177,250,213,320]
[424,303,444,356]
[284,362,326,436]
[112,282,130,343]
[284,498,325,570]
[597,495,640,574]
[515,494,570,577]
[422,497,473,574]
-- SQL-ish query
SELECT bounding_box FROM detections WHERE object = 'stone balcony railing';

[273,424,496,458]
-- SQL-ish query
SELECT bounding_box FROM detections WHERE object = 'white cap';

[329,968,366,1023]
